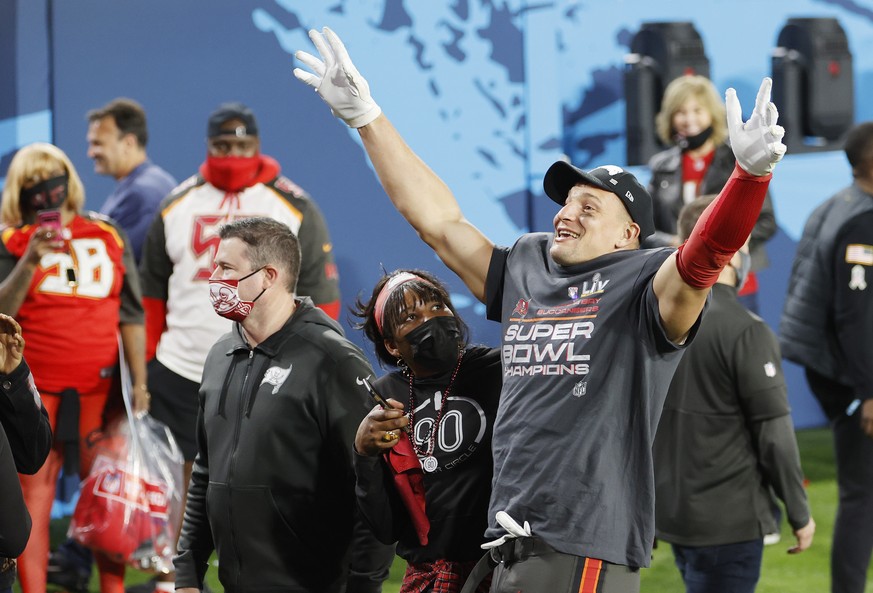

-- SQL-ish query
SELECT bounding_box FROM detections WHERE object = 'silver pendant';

[421,455,438,472]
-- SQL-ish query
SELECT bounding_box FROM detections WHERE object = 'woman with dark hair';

[351,269,501,593]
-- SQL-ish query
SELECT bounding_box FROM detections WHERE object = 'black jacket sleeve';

[295,198,340,310]
[174,389,214,589]
[346,506,396,593]
[325,350,398,582]
[749,415,810,530]
[0,359,51,557]
[354,452,406,545]
[116,225,145,325]
[0,360,51,474]
[0,427,31,557]
[734,322,810,530]
[139,204,173,302]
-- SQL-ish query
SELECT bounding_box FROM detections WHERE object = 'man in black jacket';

[0,313,51,593]
[654,196,814,593]
[780,121,873,593]
[173,217,382,593]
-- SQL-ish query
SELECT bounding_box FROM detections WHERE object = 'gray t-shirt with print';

[484,233,701,568]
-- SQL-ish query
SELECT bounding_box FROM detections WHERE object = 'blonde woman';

[0,143,146,593]
[647,75,776,311]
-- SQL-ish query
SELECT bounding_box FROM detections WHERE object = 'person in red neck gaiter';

[200,105,278,193]
[135,103,344,593]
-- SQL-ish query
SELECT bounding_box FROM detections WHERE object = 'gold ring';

[382,431,397,442]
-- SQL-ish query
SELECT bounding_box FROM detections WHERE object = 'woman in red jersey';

[0,143,147,593]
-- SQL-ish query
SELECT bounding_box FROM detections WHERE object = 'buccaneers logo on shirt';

[512,299,529,317]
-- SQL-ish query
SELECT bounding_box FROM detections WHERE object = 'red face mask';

[208,267,266,322]
[204,155,261,192]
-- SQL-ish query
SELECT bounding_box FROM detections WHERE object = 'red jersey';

[0,213,143,394]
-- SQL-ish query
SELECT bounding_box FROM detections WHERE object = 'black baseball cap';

[207,102,259,138]
[543,161,654,241]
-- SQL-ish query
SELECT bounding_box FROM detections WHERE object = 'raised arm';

[654,78,786,341]
[294,28,493,301]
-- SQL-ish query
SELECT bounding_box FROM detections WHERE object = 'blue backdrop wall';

[4,0,873,428]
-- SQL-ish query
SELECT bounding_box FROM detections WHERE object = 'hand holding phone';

[361,376,410,433]
[35,209,75,284]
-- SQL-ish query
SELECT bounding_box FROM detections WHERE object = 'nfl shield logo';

[568,286,578,299]
[572,381,587,397]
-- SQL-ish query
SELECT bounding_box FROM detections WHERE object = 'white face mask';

[208,267,265,322]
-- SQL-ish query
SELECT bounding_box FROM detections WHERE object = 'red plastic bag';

[70,414,183,572]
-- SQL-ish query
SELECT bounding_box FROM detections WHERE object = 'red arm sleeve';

[315,299,341,321]
[676,164,771,289]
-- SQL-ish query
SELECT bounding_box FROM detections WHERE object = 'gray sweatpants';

[488,538,640,593]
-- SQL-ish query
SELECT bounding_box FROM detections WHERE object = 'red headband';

[374,272,431,336]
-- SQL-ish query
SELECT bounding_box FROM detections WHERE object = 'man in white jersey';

[294,28,786,593]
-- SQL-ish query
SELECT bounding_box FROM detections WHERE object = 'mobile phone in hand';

[36,209,62,233]
[361,376,410,433]
[36,209,75,284]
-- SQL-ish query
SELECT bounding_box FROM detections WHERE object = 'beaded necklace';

[407,350,465,472]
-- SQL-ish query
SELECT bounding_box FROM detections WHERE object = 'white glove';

[293,27,382,129]
[725,77,786,176]
[480,510,532,550]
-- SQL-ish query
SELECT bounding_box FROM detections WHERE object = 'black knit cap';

[207,102,259,138]
[543,161,655,241]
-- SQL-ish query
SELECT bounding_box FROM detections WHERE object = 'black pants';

[147,358,201,461]
[830,411,873,593]
[807,369,873,593]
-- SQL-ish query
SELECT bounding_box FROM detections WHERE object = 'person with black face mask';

[0,142,146,593]
[351,269,502,593]
[646,75,777,313]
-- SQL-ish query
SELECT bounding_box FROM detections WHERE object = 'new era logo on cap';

[207,102,259,138]
[542,161,654,240]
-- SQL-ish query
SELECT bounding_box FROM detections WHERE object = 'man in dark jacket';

[173,217,381,593]
[654,196,814,593]
[780,121,873,593]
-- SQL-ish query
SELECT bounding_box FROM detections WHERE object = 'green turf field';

[36,427,873,592]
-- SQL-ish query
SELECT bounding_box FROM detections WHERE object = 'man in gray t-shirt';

[295,27,788,593]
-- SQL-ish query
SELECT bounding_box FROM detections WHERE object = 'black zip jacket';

[780,183,873,413]
[174,298,376,593]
